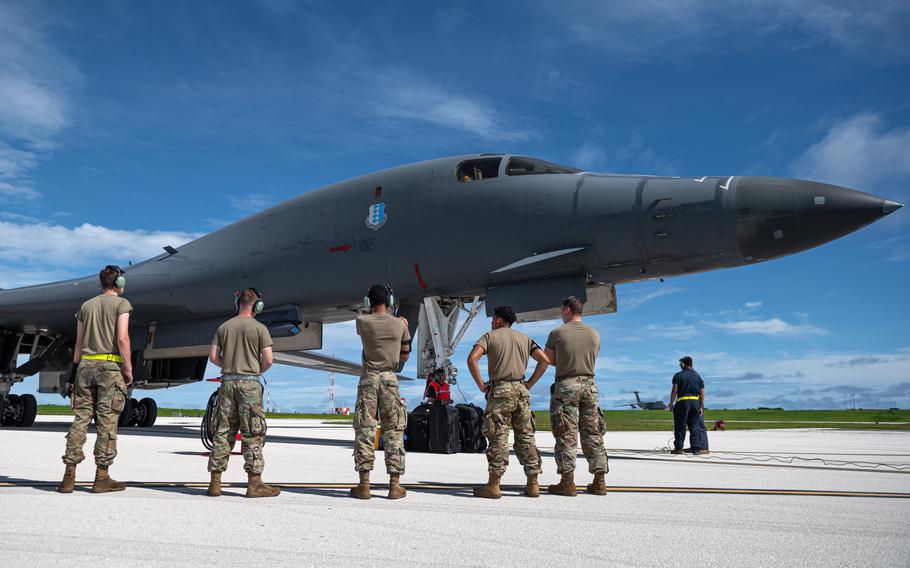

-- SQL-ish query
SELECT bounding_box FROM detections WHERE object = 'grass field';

[540,409,910,432]
[37,405,910,431]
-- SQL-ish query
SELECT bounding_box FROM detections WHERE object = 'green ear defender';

[363,284,395,311]
[235,287,265,314]
[106,265,126,289]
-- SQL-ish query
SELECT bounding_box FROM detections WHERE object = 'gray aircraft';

[0,154,902,427]
[616,391,669,411]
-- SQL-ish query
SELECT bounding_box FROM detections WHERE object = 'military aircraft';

[0,154,902,427]
[616,391,669,410]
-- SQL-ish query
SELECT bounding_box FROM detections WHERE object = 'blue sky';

[2,0,909,411]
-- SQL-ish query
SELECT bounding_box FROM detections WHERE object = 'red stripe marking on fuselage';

[414,262,427,289]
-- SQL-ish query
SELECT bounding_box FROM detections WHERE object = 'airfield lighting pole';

[329,356,335,414]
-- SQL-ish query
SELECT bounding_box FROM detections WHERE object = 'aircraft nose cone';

[734,177,898,263]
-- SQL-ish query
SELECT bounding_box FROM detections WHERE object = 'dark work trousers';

[673,399,707,450]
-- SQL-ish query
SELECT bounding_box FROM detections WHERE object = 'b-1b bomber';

[0,154,902,427]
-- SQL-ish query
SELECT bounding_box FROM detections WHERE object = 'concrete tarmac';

[2,416,908,567]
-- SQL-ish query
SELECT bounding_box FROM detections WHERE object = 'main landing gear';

[118,396,158,428]
[417,296,485,382]
[0,392,37,427]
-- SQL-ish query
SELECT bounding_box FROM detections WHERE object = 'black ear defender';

[235,287,265,314]
[105,265,126,289]
[363,284,396,312]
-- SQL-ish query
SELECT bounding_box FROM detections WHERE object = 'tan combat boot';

[547,472,576,496]
[523,473,540,498]
[349,470,371,500]
[388,473,407,499]
[92,467,126,493]
[473,472,502,499]
[586,472,607,495]
[246,473,281,498]
[207,471,222,497]
[57,464,76,493]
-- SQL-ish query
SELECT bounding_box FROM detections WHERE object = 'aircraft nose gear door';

[417,296,484,382]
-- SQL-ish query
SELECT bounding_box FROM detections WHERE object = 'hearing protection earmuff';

[363,284,395,312]
[235,287,265,314]
[105,265,126,289]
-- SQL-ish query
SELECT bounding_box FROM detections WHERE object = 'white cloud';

[547,1,910,59]
[870,235,910,263]
[229,192,274,212]
[744,301,763,310]
[0,221,202,288]
[698,348,910,388]
[0,2,80,201]
[642,322,699,340]
[0,179,38,200]
[622,286,682,309]
[572,143,607,171]
[793,113,910,191]
[369,70,528,142]
[702,317,828,336]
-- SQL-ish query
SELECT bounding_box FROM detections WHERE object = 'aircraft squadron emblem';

[366,202,387,230]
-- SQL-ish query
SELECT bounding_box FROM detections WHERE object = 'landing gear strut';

[417,296,484,381]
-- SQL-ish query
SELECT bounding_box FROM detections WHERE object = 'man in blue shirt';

[669,356,709,455]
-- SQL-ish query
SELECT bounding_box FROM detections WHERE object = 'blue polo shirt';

[672,368,704,397]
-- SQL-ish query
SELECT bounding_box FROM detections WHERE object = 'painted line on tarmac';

[610,454,910,474]
[1,481,907,498]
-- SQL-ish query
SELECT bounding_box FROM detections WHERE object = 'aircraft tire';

[18,394,37,427]
[2,394,21,426]
[117,397,132,428]
[129,397,142,427]
[139,397,157,427]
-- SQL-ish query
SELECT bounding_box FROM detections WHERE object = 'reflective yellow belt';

[81,353,123,363]
[676,395,699,402]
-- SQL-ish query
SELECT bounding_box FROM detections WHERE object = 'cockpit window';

[506,156,580,176]
[456,157,502,182]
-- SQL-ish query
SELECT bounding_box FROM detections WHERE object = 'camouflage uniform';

[353,370,407,474]
[207,379,268,474]
[483,381,542,475]
[550,376,609,475]
[62,360,127,467]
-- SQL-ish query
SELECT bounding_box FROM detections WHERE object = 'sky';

[2,0,909,412]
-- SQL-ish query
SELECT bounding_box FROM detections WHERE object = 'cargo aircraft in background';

[616,391,669,411]
[0,154,902,428]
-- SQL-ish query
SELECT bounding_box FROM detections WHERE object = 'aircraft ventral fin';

[491,246,588,274]
[272,350,413,381]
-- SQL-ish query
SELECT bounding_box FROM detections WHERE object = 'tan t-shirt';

[475,326,540,382]
[212,316,273,375]
[76,294,133,356]
[356,313,411,372]
[545,320,600,379]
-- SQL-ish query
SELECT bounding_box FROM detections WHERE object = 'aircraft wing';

[272,350,414,381]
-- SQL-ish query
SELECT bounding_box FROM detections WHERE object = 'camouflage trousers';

[353,370,407,474]
[483,381,541,476]
[62,360,127,467]
[207,379,268,474]
[550,377,609,475]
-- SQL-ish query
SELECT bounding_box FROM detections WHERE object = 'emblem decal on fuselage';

[366,202,387,230]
